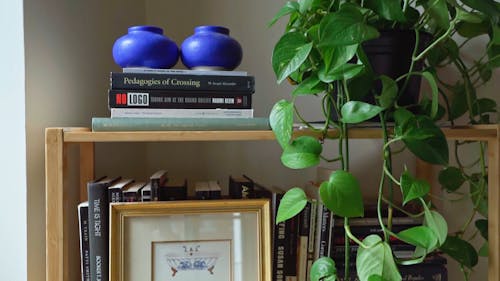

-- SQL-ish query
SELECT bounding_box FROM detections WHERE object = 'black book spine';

[317,204,331,258]
[228,176,255,199]
[110,72,255,92]
[298,202,311,281]
[150,171,167,202]
[151,178,160,201]
[78,202,90,281]
[108,188,122,203]
[272,194,287,281]
[108,89,253,109]
[87,182,110,281]
[285,215,299,280]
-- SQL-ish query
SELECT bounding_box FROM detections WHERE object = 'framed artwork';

[110,199,271,281]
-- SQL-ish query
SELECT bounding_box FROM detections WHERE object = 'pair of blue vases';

[112,25,243,71]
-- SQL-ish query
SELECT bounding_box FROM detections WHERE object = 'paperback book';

[87,176,120,281]
[110,108,254,118]
[108,89,252,109]
[78,201,90,281]
[92,117,271,131]
[110,72,255,93]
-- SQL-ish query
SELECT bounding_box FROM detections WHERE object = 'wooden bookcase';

[45,125,499,281]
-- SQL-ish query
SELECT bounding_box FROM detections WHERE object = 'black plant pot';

[362,29,432,107]
[329,30,432,122]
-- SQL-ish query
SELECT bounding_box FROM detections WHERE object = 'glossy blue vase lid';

[194,25,230,35]
[128,25,164,34]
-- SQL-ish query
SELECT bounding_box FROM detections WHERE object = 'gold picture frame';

[110,199,271,281]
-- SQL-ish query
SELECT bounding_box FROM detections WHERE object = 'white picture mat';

[123,212,260,281]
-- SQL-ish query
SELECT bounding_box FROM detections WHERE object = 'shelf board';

[57,124,499,143]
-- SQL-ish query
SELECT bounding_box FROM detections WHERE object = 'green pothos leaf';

[319,6,379,46]
[357,235,402,281]
[478,242,489,257]
[292,75,327,96]
[438,166,465,192]
[319,63,365,82]
[319,170,364,218]
[310,257,337,281]
[426,0,450,29]
[276,187,308,224]
[423,207,448,246]
[440,236,479,268]
[377,75,398,109]
[400,170,431,205]
[420,71,439,119]
[400,115,449,165]
[272,32,313,83]
[270,100,294,149]
[396,226,438,251]
[281,136,323,169]
[340,101,383,124]
[364,0,406,22]
[268,1,300,27]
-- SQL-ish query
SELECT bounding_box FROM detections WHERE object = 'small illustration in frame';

[152,239,232,281]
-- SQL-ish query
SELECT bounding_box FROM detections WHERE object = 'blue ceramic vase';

[181,26,243,70]
[112,25,179,69]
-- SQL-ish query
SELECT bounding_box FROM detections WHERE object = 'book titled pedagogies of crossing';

[91,117,271,131]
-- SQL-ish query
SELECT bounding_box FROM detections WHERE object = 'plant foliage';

[270,0,498,280]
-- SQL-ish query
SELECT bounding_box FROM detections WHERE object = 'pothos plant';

[268,0,499,280]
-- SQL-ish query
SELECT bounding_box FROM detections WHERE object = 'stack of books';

[91,67,271,131]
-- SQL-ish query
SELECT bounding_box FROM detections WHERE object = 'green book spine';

[92,117,271,131]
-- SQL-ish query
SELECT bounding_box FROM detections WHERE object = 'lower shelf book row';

[78,172,274,281]
[78,170,448,281]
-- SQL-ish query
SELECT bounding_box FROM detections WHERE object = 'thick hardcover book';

[273,212,286,281]
[92,117,270,132]
[307,199,317,280]
[298,202,312,281]
[285,215,299,281]
[160,178,188,201]
[110,72,255,93]
[78,201,90,281]
[110,108,254,118]
[108,89,253,109]
[108,178,134,203]
[229,175,255,199]
[141,183,152,201]
[123,67,248,76]
[150,170,168,201]
[316,202,332,258]
[87,176,120,281]
[195,180,222,200]
[122,182,146,202]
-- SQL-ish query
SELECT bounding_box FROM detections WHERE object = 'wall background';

[0,1,26,280]
[4,0,496,280]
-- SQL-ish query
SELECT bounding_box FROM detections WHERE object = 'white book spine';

[110,108,254,118]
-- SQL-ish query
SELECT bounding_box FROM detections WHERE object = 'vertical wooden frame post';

[45,128,65,281]
[488,125,500,281]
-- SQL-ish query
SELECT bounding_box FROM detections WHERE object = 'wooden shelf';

[45,125,500,281]
[56,124,499,142]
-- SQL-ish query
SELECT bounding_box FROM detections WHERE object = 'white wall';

[0,1,27,280]
[24,1,145,280]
